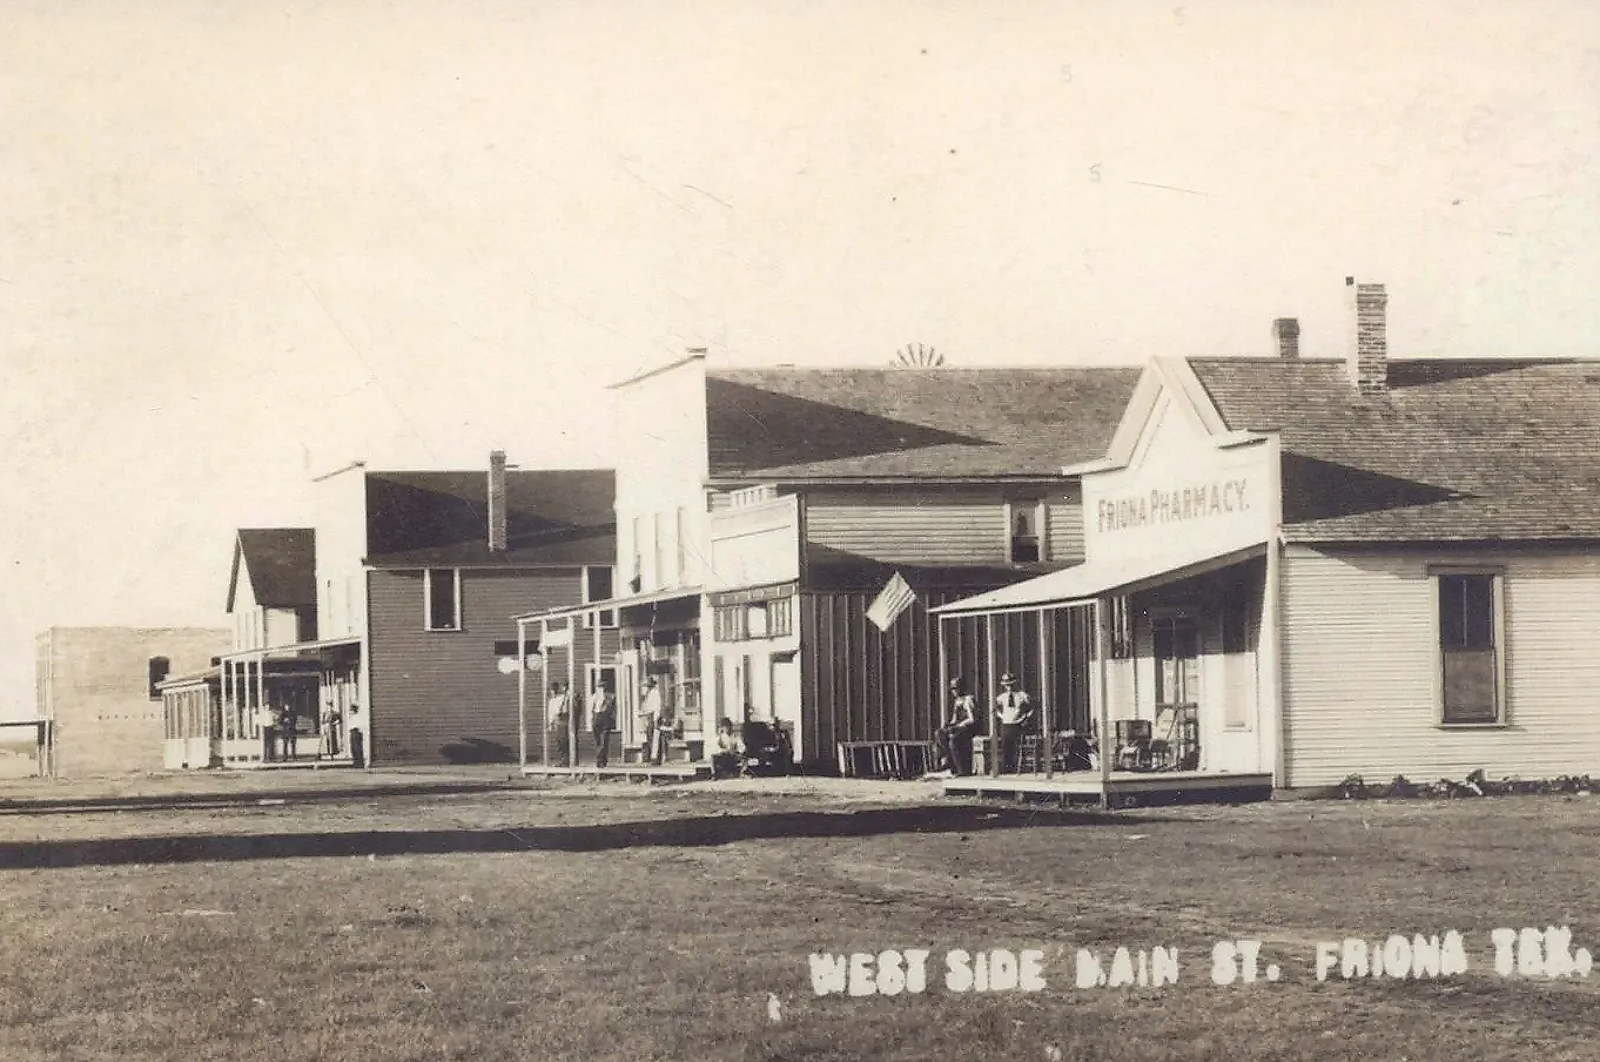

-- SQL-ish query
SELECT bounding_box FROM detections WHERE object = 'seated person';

[711,717,744,778]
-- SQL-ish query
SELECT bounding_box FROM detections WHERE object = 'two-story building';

[521,354,1139,773]
[938,280,1600,801]
[174,453,615,769]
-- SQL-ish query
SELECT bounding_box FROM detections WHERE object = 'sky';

[1,0,1597,716]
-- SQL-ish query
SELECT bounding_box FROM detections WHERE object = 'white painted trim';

[422,567,463,632]
[1429,565,1508,727]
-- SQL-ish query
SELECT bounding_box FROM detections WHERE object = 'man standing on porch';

[637,677,662,765]
[590,679,617,768]
[546,682,571,767]
[995,674,1033,775]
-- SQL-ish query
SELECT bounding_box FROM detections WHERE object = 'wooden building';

[170,454,615,770]
[937,280,1600,800]
[523,355,1139,773]
[310,454,615,766]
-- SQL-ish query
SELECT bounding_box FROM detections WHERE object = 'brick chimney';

[1346,277,1388,395]
[487,450,508,552]
[1272,317,1300,360]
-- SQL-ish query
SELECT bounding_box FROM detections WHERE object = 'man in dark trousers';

[994,673,1033,774]
[936,678,979,776]
[589,679,617,768]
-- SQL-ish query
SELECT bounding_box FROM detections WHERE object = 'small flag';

[866,572,917,632]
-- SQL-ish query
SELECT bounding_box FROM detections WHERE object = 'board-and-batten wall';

[1280,546,1600,788]
[798,589,974,768]
[804,487,1084,566]
[368,568,587,765]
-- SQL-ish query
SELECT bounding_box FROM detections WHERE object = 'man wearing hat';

[995,673,1033,774]
[936,678,979,776]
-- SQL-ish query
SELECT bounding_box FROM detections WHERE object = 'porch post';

[567,624,579,769]
[1039,607,1053,780]
[517,618,528,772]
[1096,597,1114,807]
[936,615,949,728]
[540,619,550,769]
[985,613,999,778]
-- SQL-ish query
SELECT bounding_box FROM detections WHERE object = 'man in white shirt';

[546,682,571,767]
[637,678,663,764]
[995,673,1033,774]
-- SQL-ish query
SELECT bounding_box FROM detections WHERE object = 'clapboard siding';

[805,489,1008,565]
[1047,496,1085,563]
[1281,546,1600,788]
[368,568,586,765]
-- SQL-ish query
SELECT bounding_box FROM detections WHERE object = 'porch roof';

[514,585,703,624]
[216,636,362,662]
[930,542,1267,616]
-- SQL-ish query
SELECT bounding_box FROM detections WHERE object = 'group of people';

[934,672,1034,776]
[259,701,346,763]
[545,676,675,768]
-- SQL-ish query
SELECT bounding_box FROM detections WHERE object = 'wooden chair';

[1114,719,1153,771]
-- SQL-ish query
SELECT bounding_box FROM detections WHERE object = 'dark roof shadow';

[1385,358,1577,389]
[706,378,994,475]
[1282,452,1470,524]
[0,804,1146,870]
[804,543,1051,591]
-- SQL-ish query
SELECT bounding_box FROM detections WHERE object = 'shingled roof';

[1189,357,1600,542]
[229,529,316,611]
[364,469,615,567]
[705,367,1141,480]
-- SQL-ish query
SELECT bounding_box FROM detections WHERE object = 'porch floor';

[943,770,1273,806]
[223,757,357,771]
[522,764,711,783]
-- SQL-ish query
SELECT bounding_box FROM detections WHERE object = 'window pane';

[1443,648,1497,723]
[1463,575,1494,649]
[587,567,613,602]
[428,570,457,630]
[1438,575,1466,648]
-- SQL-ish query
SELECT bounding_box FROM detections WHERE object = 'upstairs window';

[1008,501,1045,564]
[583,566,617,629]
[424,568,462,632]
[1437,570,1504,725]
[147,656,170,700]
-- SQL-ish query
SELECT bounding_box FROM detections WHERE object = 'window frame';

[147,656,170,700]
[423,567,463,632]
[1431,566,1508,728]
[1005,499,1047,564]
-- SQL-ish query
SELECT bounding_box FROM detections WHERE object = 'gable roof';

[705,367,1141,481]
[1188,357,1600,542]
[228,529,316,612]
[364,468,616,567]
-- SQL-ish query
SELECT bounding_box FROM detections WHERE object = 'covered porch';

[516,586,702,775]
[215,638,362,769]
[931,543,1276,806]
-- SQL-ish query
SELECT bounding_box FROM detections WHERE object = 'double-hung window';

[424,568,462,632]
[1436,569,1505,725]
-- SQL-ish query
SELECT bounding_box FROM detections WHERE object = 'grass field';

[1,778,1598,1061]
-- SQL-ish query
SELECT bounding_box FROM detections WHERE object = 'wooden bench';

[836,741,939,780]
